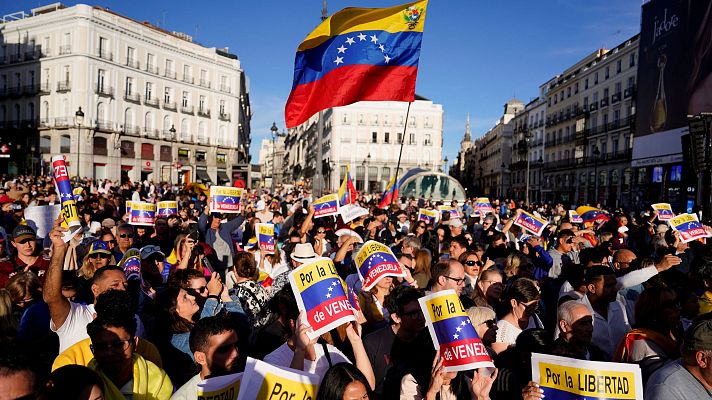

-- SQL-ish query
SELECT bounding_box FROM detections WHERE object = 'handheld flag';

[438,205,459,219]
[418,208,438,225]
[354,240,405,291]
[338,166,358,206]
[378,167,427,208]
[285,0,429,128]
[256,223,276,255]
[51,155,82,242]
[129,202,156,226]
[157,201,178,216]
[568,210,583,224]
[474,197,494,215]
[514,210,548,236]
[651,203,674,221]
[419,290,493,372]
[313,194,340,218]
[210,186,243,213]
[288,258,356,339]
[575,206,610,224]
[668,213,711,243]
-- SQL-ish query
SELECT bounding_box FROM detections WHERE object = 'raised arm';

[44,217,71,330]
[346,320,376,390]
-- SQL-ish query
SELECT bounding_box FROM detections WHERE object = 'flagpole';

[391,101,413,206]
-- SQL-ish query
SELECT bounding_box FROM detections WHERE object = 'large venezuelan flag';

[378,167,427,208]
[285,0,429,128]
[338,166,358,206]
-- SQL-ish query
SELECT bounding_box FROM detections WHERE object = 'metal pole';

[77,124,81,178]
[271,130,276,193]
[594,159,598,204]
[314,110,324,195]
[525,151,530,204]
[391,102,413,206]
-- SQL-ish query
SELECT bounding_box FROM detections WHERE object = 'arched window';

[144,112,153,132]
[219,125,227,145]
[611,170,619,185]
[198,121,207,142]
[97,102,106,123]
[121,140,135,158]
[40,135,51,154]
[163,115,172,132]
[60,135,71,153]
[27,102,34,122]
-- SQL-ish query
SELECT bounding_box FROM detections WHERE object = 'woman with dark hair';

[411,248,432,290]
[613,286,681,383]
[230,251,271,328]
[358,275,395,334]
[317,362,372,400]
[493,278,540,353]
[44,364,104,399]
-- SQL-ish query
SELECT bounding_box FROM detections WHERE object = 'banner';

[129,202,156,226]
[196,372,243,400]
[238,358,319,400]
[419,290,493,372]
[668,213,711,243]
[24,205,61,239]
[514,210,548,236]
[651,203,674,221]
[339,203,369,224]
[51,155,82,242]
[157,200,178,216]
[418,208,438,225]
[288,257,355,339]
[313,194,340,218]
[474,197,494,215]
[256,223,275,255]
[531,353,643,400]
[354,240,405,291]
[438,205,459,219]
[568,210,583,224]
[210,186,243,213]
[126,200,134,215]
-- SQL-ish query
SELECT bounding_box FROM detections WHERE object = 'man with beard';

[172,315,242,399]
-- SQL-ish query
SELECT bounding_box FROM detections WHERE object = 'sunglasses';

[90,253,111,260]
[464,260,483,267]
[186,286,208,296]
[17,238,34,244]
[565,238,574,244]
[521,301,540,314]
[317,230,326,234]
[480,318,497,328]
[119,233,134,239]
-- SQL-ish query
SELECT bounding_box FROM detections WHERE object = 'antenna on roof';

[321,0,328,21]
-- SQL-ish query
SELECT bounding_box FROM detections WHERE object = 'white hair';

[557,300,588,325]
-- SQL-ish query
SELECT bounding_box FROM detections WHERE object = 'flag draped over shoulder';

[338,166,358,206]
[285,0,429,128]
[378,167,426,208]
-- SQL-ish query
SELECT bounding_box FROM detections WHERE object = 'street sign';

[0,144,9,158]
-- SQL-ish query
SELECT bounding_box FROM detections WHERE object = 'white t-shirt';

[171,374,202,400]
[264,342,350,380]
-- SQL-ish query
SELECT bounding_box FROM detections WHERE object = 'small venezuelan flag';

[285,0,429,128]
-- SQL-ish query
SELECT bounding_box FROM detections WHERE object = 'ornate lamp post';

[74,107,84,177]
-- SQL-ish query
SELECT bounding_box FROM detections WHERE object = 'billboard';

[633,0,712,166]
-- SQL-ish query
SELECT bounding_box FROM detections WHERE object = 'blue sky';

[2,0,642,166]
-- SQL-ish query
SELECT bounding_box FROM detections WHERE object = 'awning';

[196,168,212,184]
[217,170,230,183]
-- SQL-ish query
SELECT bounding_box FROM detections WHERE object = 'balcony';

[59,45,71,55]
[126,58,140,69]
[199,79,211,88]
[97,49,113,61]
[589,102,599,111]
[24,50,39,61]
[57,81,71,92]
[95,120,114,132]
[164,70,177,79]
[163,101,177,111]
[145,65,159,75]
[144,128,160,138]
[124,92,141,103]
[23,84,39,95]
[121,124,140,136]
[54,117,72,127]
[182,75,194,84]
[9,54,22,63]
[197,108,211,118]
[39,118,51,128]
[219,85,231,93]
[624,86,636,99]
[39,82,51,94]
[218,112,231,121]
[162,130,176,141]
[180,133,192,143]
[600,98,609,108]
[144,97,160,108]
[6,86,21,97]
[611,92,621,103]
[181,105,194,114]
[95,85,114,97]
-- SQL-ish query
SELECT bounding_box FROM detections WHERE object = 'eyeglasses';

[119,233,134,239]
[90,253,111,260]
[90,338,133,354]
[444,276,466,285]
[565,238,574,244]
[17,238,34,245]
[187,286,208,297]
[464,260,483,267]
[317,230,326,234]
[14,297,34,306]
[479,319,497,328]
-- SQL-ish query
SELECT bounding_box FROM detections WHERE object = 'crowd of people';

[0,174,711,399]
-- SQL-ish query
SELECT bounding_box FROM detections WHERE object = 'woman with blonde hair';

[76,240,112,304]
[411,248,432,289]
[0,288,17,345]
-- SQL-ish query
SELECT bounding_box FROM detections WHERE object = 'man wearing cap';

[0,225,49,287]
[645,319,712,399]
[255,199,273,225]
[448,218,464,238]
[139,245,166,290]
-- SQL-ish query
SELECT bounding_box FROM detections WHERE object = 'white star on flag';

[379,44,385,52]
[326,292,332,298]
[384,55,391,64]
[461,321,467,326]
[453,334,459,340]
[334,56,344,65]
[328,287,334,292]
[370,35,378,43]
[337,45,347,54]
[456,326,462,332]
[466,319,472,325]
[357,33,367,41]
[332,281,339,286]
[345,37,355,45]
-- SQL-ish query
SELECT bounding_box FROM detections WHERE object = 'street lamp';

[74,107,84,178]
[169,124,176,185]
[270,122,287,193]
[442,156,448,173]
[362,152,371,193]
[525,131,533,204]
[593,145,601,204]
[500,162,506,198]
[479,166,484,195]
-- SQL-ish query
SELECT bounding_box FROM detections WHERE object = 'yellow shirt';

[89,353,173,400]
[699,291,712,315]
[52,337,163,371]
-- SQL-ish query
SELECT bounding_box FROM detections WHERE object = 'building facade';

[0,3,251,183]
[283,97,444,193]
[509,96,546,203]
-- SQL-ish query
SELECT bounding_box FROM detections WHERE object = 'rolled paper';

[51,155,82,242]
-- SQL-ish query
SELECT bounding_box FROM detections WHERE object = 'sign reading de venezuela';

[238,358,319,400]
[157,200,178,216]
[288,257,355,339]
[312,194,340,218]
[129,202,156,226]
[514,210,549,236]
[354,240,405,291]
[256,223,275,255]
[210,186,243,213]
[419,290,493,372]
[531,353,643,400]
[651,203,674,221]
[669,213,711,243]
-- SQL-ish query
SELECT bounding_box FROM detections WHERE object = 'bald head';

[613,249,637,270]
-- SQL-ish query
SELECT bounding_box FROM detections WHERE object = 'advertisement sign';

[313,194,340,218]
[651,203,674,221]
[210,186,243,213]
[129,202,156,226]
[354,240,405,291]
[668,213,711,243]
[157,201,178,216]
[256,223,275,255]
[51,155,82,242]
[419,290,493,372]
[237,358,319,400]
[418,208,438,225]
[288,258,355,339]
[531,353,643,400]
[514,210,548,236]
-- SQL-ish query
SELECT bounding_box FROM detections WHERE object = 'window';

[616,60,622,73]
[605,66,609,79]
[384,114,390,126]
[382,167,390,180]
[121,140,135,158]
[574,83,579,94]
[219,100,225,115]
[384,132,389,143]
[603,113,609,127]
[583,97,589,108]
[199,96,206,111]
[670,165,682,181]
[164,87,171,103]
[160,145,172,162]
[359,114,365,125]
[567,87,571,98]
[559,92,564,101]
[594,72,598,85]
[652,166,663,183]
[613,110,620,122]
[584,79,589,90]
[409,132,415,144]
[141,143,154,160]
[627,76,635,89]
[145,82,152,100]
[40,135,51,153]
[97,69,105,90]
[372,132,377,143]
[615,82,622,95]
[372,114,379,125]
[397,132,403,144]
[165,59,174,74]
[183,64,190,79]
[196,151,206,162]
[629,53,635,67]
[603,88,609,99]
[178,148,189,159]
[125,77,133,95]
[217,153,227,164]
[127,47,135,64]
[182,91,189,107]
[613,139,619,154]
[147,53,155,70]
[200,69,207,83]
[342,113,350,125]
[60,135,71,153]
[424,134,431,145]
[593,92,598,103]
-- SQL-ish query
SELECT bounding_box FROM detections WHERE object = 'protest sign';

[51,155,82,242]
[531,352,643,400]
[238,358,319,400]
[157,200,178,216]
[568,210,583,224]
[24,205,61,239]
[354,240,405,291]
[210,186,243,213]
[669,213,712,243]
[474,197,494,215]
[438,205,459,219]
[576,206,611,224]
[418,208,438,225]
[196,372,243,400]
[256,223,275,255]
[313,194,340,218]
[514,210,548,236]
[419,289,493,372]
[339,203,369,223]
[288,257,355,339]
[129,202,156,226]
[651,203,674,221]
[126,200,133,214]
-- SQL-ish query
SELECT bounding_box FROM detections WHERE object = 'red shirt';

[0,255,50,288]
